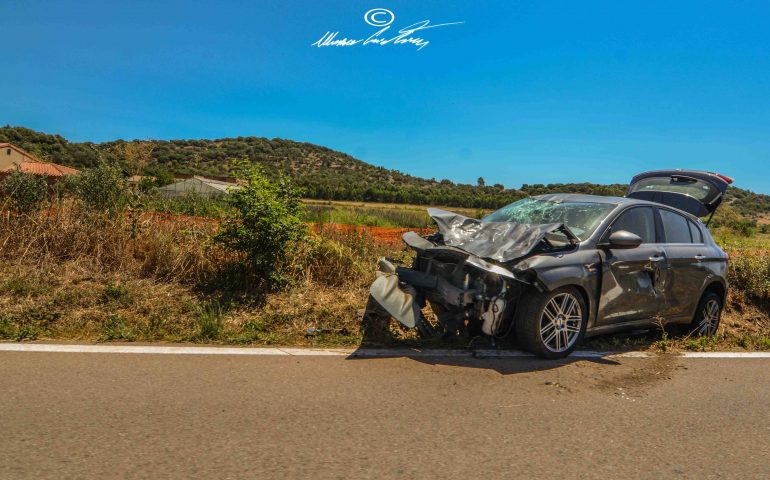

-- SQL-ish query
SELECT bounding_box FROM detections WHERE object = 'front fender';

[517,253,603,330]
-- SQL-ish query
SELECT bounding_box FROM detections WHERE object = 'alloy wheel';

[539,292,583,353]
[697,298,721,336]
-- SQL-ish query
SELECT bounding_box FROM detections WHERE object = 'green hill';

[2,125,768,217]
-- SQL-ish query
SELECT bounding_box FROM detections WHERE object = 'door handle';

[694,254,706,261]
[649,255,665,262]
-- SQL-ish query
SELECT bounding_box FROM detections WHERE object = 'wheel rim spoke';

[541,322,556,336]
[543,329,557,346]
[543,305,558,323]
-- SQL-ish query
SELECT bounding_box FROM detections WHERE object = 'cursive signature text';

[312,9,462,51]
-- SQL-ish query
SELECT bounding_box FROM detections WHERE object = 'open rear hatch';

[626,170,733,219]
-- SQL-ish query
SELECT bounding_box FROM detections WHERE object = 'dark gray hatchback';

[367,170,732,358]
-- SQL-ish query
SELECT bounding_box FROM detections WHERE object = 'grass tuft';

[196,301,225,341]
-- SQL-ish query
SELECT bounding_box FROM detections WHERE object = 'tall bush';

[0,170,48,213]
[75,162,129,215]
[215,164,306,283]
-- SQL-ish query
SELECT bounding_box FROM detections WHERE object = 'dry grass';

[0,204,396,346]
[1,204,769,351]
[714,246,770,350]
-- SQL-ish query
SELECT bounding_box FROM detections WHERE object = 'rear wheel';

[515,287,587,359]
[689,292,722,337]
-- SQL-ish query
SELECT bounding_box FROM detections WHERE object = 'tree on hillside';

[117,141,156,177]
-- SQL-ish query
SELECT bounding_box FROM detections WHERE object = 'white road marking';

[677,351,770,358]
[0,343,768,358]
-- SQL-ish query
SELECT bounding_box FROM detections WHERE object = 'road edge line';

[0,343,769,358]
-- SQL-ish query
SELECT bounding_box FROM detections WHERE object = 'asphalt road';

[1,350,769,479]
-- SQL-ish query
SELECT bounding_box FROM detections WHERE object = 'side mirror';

[603,230,643,249]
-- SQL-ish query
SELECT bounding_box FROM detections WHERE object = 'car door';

[659,208,710,320]
[597,206,670,325]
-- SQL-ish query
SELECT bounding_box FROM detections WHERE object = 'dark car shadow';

[345,348,620,375]
[347,321,625,375]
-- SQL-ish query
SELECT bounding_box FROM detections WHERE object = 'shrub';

[75,162,129,215]
[711,205,757,237]
[101,314,136,341]
[729,249,770,301]
[138,176,157,193]
[0,170,48,213]
[215,164,307,284]
[102,283,133,307]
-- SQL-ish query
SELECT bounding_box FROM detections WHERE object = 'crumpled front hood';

[427,208,572,263]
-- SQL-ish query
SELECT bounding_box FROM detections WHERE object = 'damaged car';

[367,170,732,358]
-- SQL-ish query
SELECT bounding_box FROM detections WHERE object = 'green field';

[301,199,490,228]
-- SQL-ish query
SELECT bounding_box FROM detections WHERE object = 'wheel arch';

[702,280,727,304]
[535,278,596,329]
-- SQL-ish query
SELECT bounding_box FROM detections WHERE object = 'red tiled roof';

[1,161,80,177]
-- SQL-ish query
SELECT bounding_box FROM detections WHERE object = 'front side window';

[660,209,692,243]
[610,207,656,243]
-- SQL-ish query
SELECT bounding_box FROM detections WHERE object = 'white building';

[157,176,240,199]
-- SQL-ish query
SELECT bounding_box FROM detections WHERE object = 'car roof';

[533,193,642,205]
[531,193,701,221]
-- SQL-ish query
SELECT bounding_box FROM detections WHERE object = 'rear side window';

[688,220,703,243]
[660,209,692,243]
[611,207,656,243]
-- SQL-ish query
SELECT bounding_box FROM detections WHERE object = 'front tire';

[689,292,722,337]
[515,287,587,359]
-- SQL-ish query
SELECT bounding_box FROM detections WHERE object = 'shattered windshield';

[482,198,615,240]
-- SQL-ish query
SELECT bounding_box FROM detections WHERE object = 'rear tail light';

[708,172,735,184]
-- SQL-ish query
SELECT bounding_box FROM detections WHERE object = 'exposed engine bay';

[368,209,578,339]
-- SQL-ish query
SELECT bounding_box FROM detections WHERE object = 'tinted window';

[688,220,703,243]
[611,207,656,244]
[660,209,692,243]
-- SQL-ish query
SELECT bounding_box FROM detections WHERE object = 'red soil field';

[135,211,431,246]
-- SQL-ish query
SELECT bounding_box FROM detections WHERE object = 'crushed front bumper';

[369,272,421,328]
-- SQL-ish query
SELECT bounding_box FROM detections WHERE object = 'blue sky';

[3,0,770,192]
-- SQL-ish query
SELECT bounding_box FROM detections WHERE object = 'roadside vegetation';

[0,154,769,351]
[0,163,396,346]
